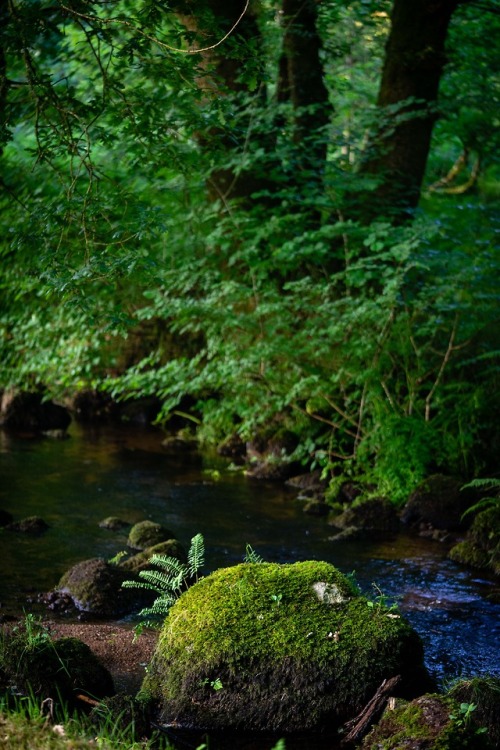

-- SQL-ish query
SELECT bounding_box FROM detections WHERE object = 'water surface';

[1,423,499,696]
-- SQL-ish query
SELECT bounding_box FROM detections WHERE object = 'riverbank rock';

[141,561,429,734]
[56,558,150,617]
[0,389,71,435]
[401,474,476,532]
[1,621,114,705]
[449,506,500,577]
[245,427,300,480]
[127,520,176,551]
[328,497,400,541]
[361,694,490,749]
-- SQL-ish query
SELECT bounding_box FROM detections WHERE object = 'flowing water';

[1,424,499,748]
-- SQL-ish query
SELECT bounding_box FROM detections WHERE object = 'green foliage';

[461,478,500,520]
[244,544,264,564]
[0,0,498,504]
[122,533,205,628]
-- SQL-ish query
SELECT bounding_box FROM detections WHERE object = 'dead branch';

[340,674,402,747]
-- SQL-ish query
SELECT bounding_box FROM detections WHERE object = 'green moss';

[127,521,175,550]
[1,625,113,702]
[449,506,500,576]
[362,694,490,749]
[143,561,426,733]
[449,541,491,569]
[120,539,186,572]
[449,676,500,749]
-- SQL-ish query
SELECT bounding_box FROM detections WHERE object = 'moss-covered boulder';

[449,506,500,577]
[1,623,114,704]
[120,539,186,573]
[361,694,490,749]
[142,561,428,734]
[328,497,400,541]
[56,558,151,616]
[127,520,175,550]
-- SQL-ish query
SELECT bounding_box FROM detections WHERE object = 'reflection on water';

[1,423,499,697]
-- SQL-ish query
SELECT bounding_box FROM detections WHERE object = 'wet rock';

[245,427,300,480]
[70,390,116,423]
[127,520,176,551]
[328,497,400,541]
[303,498,330,517]
[449,505,500,577]
[142,561,428,734]
[401,474,476,532]
[116,397,161,426]
[56,558,151,617]
[0,389,71,435]
[361,693,490,749]
[7,515,49,533]
[217,433,246,460]
[99,516,130,531]
[286,470,328,499]
[120,539,187,573]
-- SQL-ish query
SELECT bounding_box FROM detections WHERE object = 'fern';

[122,533,205,628]
[244,544,264,564]
[461,478,500,520]
[188,533,205,579]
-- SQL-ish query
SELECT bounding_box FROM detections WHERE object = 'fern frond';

[244,544,264,564]
[137,569,178,591]
[462,478,500,492]
[149,555,187,576]
[188,533,205,578]
[121,579,164,594]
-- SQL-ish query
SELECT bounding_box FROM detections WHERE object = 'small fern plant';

[122,533,205,629]
[461,478,500,521]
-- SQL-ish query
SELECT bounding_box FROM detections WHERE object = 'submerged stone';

[142,560,429,735]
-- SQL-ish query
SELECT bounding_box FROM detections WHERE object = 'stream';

[1,423,499,747]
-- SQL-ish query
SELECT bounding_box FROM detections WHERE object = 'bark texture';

[358,0,465,221]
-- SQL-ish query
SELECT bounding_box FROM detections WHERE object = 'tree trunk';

[172,0,268,203]
[278,0,331,176]
[356,0,464,222]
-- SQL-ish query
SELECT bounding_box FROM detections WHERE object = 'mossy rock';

[328,497,400,540]
[361,694,490,749]
[127,520,175,550]
[449,506,500,577]
[98,516,130,531]
[449,676,500,749]
[142,561,428,734]
[56,557,151,616]
[120,539,187,573]
[1,627,113,703]
[7,515,49,533]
